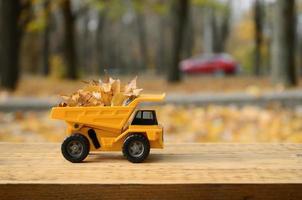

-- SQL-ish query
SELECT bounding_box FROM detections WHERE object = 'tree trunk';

[81,10,91,74]
[214,4,230,53]
[183,10,194,58]
[61,0,77,79]
[271,0,297,86]
[96,11,107,75]
[203,3,230,54]
[0,0,22,90]
[253,0,264,76]
[168,0,189,83]
[41,0,51,76]
[136,12,148,71]
[299,20,302,76]
[156,15,168,74]
[203,8,216,54]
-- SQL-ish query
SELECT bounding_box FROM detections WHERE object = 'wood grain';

[0,143,302,199]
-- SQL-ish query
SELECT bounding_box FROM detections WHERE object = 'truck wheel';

[123,134,150,163]
[61,134,90,163]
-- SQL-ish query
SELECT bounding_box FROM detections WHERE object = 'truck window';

[142,111,153,120]
[132,110,158,125]
[135,111,142,119]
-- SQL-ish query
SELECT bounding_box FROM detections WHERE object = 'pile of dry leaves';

[2,105,302,143]
[59,74,143,107]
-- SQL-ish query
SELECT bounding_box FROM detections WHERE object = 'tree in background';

[154,1,170,74]
[41,0,51,76]
[1,0,299,87]
[202,1,231,54]
[61,0,78,79]
[271,0,297,86]
[182,7,194,58]
[133,0,149,71]
[95,3,107,74]
[168,0,190,83]
[253,0,264,76]
[214,5,230,53]
[0,0,31,90]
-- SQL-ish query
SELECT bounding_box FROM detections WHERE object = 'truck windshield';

[131,110,158,125]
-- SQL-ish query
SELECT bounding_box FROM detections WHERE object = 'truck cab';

[131,110,158,125]
[126,109,163,150]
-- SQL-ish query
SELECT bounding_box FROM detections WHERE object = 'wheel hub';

[67,141,83,157]
[129,141,144,157]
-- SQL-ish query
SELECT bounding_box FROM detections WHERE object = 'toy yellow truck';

[50,93,165,163]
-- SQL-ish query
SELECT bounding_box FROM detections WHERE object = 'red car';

[180,53,240,75]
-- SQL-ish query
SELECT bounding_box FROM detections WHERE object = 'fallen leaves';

[157,105,302,143]
[2,105,302,143]
[59,73,143,107]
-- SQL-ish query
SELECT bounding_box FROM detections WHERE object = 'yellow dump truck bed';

[50,93,165,130]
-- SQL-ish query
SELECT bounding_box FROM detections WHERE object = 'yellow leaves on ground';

[1,105,302,143]
[0,111,64,142]
[157,105,302,143]
[59,75,143,107]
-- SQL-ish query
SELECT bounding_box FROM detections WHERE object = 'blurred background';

[1,0,302,143]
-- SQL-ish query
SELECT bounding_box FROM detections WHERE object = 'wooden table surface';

[1,143,302,199]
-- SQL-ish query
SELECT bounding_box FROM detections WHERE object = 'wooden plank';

[0,143,302,199]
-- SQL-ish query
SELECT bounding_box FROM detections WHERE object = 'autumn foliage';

[59,74,143,107]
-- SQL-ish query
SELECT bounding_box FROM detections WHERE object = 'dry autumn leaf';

[124,76,143,97]
[59,73,143,107]
[111,93,127,106]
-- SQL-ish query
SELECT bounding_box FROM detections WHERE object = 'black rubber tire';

[61,134,90,163]
[122,134,150,163]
